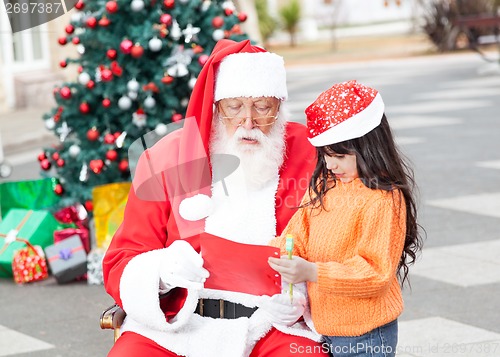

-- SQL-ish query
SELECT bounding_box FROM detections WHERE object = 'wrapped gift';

[92,182,131,249]
[45,235,87,284]
[0,209,59,277]
[53,206,91,253]
[12,241,49,284]
[0,178,60,218]
[87,247,106,285]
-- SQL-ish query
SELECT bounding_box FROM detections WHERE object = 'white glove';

[159,240,209,291]
[254,291,306,327]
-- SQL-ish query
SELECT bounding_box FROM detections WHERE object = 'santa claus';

[103,40,328,357]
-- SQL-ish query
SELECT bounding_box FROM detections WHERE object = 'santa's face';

[211,97,286,188]
[217,96,281,138]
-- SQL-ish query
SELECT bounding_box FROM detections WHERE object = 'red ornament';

[37,152,47,161]
[87,128,100,141]
[54,184,64,195]
[120,39,133,54]
[104,133,116,144]
[224,8,233,16]
[72,36,80,44]
[89,160,104,173]
[231,24,241,35]
[58,37,67,45]
[237,12,247,22]
[161,75,174,84]
[59,60,67,68]
[84,200,93,212]
[107,48,117,59]
[77,66,83,73]
[110,61,123,76]
[99,16,111,27]
[86,17,97,28]
[118,159,129,172]
[163,0,174,9]
[192,45,203,54]
[80,102,90,114]
[130,44,144,58]
[198,54,209,66]
[56,158,65,167]
[86,80,95,89]
[160,13,172,26]
[60,86,72,99]
[113,132,122,139]
[106,150,118,161]
[172,113,183,122]
[101,68,113,81]
[89,159,105,174]
[65,25,74,34]
[212,16,224,28]
[40,159,51,171]
[75,0,85,10]
[52,152,60,161]
[102,98,111,108]
[106,1,118,13]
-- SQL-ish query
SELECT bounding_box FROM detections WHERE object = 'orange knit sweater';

[270,178,406,337]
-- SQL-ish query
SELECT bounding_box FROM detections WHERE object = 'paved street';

[1,52,500,356]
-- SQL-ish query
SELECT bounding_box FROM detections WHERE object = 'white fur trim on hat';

[214,52,288,101]
[179,194,214,221]
[308,93,384,147]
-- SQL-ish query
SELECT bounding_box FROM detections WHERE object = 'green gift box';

[0,178,60,218]
[0,209,60,277]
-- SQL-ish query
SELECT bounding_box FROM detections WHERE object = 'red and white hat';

[214,51,287,101]
[305,80,385,147]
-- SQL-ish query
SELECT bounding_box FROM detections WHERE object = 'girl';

[269,80,423,357]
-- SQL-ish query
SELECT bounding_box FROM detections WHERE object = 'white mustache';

[233,127,266,142]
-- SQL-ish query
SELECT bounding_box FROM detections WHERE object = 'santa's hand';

[252,292,306,327]
[159,240,209,291]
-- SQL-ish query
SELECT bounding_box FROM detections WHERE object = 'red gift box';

[12,239,49,284]
[53,206,90,253]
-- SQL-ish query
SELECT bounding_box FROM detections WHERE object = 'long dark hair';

[306,114,424,286]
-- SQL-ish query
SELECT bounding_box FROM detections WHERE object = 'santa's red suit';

[103,40,328,357]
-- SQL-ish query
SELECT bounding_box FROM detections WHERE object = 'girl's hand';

[268,255,318,284]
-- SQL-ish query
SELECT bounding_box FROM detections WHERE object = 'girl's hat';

[305,80,385,147]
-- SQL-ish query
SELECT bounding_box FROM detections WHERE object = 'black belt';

[195,299,257,319]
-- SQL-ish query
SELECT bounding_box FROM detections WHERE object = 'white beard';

[209,111,286,190]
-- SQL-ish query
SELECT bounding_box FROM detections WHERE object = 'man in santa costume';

[103,39,328,357]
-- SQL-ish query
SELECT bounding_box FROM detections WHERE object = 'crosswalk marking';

[410,240,500,287]
[427,192,500,219]
[0,325,54,357]
[398,317,500,357]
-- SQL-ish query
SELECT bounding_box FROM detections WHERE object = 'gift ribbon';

[0,210,34,256]
[48,245,85,263]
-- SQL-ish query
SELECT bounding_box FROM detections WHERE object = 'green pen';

[285,234,294,303]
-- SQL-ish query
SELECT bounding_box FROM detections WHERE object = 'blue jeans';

[322,319,398,357]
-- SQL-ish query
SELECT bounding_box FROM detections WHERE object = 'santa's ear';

[179,194,214,221]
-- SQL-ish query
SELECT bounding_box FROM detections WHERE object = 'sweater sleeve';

[269,200,310,258]
[315,191,406,298]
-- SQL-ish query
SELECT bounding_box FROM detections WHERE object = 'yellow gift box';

[92,182,131,249]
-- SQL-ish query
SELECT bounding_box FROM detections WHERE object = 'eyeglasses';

[219,115,278,127]
[217,102,280,127]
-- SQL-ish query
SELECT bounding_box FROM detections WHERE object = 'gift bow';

[0,210,33,256]
[49,246,85,262]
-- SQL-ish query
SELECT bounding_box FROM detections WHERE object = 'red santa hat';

[305,80,385,147]
[177,39,287,222]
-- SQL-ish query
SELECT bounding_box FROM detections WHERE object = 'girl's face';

[324,153,359,183]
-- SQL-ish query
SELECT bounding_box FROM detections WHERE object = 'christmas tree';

[40,0,249,211]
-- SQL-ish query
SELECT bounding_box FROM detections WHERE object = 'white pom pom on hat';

[179,194,214,221]
[305,80,385,147]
